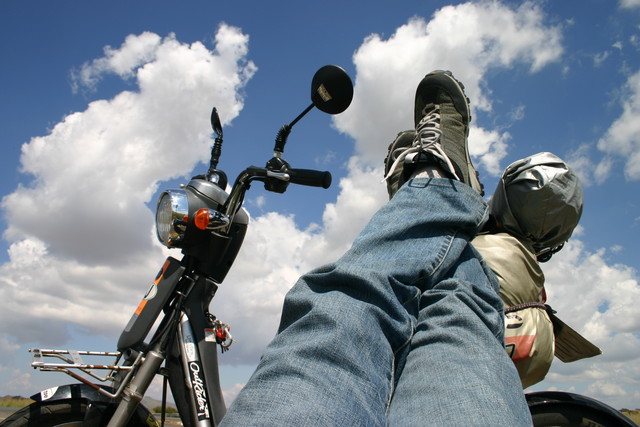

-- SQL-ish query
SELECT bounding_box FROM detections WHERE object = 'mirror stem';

[273,125,291,154]
[289,103,314,128]
[273,103,315,154]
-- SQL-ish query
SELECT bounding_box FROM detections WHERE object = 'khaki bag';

[473,233,555,388]
[474,152,600,387]
[474,233,600,388]
[504,304,555,388]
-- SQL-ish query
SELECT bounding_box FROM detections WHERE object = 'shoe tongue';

[421,103,437,115]
[417,104,440,130]
[434,89,453,105]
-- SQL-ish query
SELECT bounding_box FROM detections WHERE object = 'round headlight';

[156,189,189,247]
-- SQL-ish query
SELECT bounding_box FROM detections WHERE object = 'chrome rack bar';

[29,348,144,400]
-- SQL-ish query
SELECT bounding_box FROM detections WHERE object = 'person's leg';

[387,244,532,426]
[220,178,489,426]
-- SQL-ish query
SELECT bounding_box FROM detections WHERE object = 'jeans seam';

[426,231,456,279]
[385,353,396,420]
[384,286,420,419]
[385,322,415,419]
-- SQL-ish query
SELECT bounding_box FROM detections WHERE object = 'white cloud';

[334,1,563,176]
[620,0,640,9]
[0,24,256,348]
[566,145,597,187]
[535,239,640,407]
[544,240,640,338]
[593,51,610,67]
[71,32,163,92]
[223,383,245,405]
[596,69,640,181]
[508,104,526,122]
[6,371,34,392]
[570,67,640,185]
[566,145,614,187]
[468,126,511,176]
[0,336,20,369]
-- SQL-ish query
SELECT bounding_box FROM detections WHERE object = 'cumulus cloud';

[533,239,640,407]
[71,32,163,92]
[565,144,610,187]
[334,0,563,174]
[544,241,640,338]
[0,24,256,348]
[596,69,640,181]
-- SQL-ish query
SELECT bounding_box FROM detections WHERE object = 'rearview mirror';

[311,65,353,115]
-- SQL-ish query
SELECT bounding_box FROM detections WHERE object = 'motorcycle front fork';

[108,311,219,427]
[107,344,166,427]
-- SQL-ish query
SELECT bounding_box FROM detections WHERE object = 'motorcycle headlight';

[156,189,189,247]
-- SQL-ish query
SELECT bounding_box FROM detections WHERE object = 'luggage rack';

[29,348,143,399]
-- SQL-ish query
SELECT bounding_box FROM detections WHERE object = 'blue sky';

[1,0,639,411]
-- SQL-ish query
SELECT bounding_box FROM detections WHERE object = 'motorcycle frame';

[166,270,227,426]
[30,255,229,427]
[110,256,229,426]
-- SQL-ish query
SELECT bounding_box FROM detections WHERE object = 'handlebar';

[287,168,332,189]
[220,165,331,233]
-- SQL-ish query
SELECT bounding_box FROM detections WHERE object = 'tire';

[0,400,87,426]
[0,399,158,427]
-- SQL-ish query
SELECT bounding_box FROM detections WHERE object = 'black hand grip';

[287,168,332,189]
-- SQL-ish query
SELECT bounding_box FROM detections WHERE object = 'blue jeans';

[221,178,532,426]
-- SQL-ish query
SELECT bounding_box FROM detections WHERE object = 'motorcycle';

[0,64,353,427]
[0,65,636,427]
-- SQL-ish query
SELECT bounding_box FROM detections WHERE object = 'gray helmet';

[489,152,583,258]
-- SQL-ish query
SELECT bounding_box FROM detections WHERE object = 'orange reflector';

[194,209,210,230]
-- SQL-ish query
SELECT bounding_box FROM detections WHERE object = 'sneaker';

[383,130,416,198]
[383,70,483,196]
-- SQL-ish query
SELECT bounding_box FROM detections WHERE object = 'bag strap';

[504,302,547,313]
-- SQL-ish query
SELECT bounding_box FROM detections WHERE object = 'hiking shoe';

[384,130,416,198]
[383,70,483,196]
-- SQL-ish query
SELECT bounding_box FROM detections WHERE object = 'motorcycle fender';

[31,382,115,403]
[527,391,637,426]
[117,257,185,351]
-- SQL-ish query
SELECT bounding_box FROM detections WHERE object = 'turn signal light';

[194,209,211,230]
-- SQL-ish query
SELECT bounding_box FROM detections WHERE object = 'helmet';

[488,152,583,260]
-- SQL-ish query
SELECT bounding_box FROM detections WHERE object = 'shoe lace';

[383,104,460,182]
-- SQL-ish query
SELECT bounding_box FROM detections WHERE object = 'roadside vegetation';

[620,409,640,423]
[0,396,33,408]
